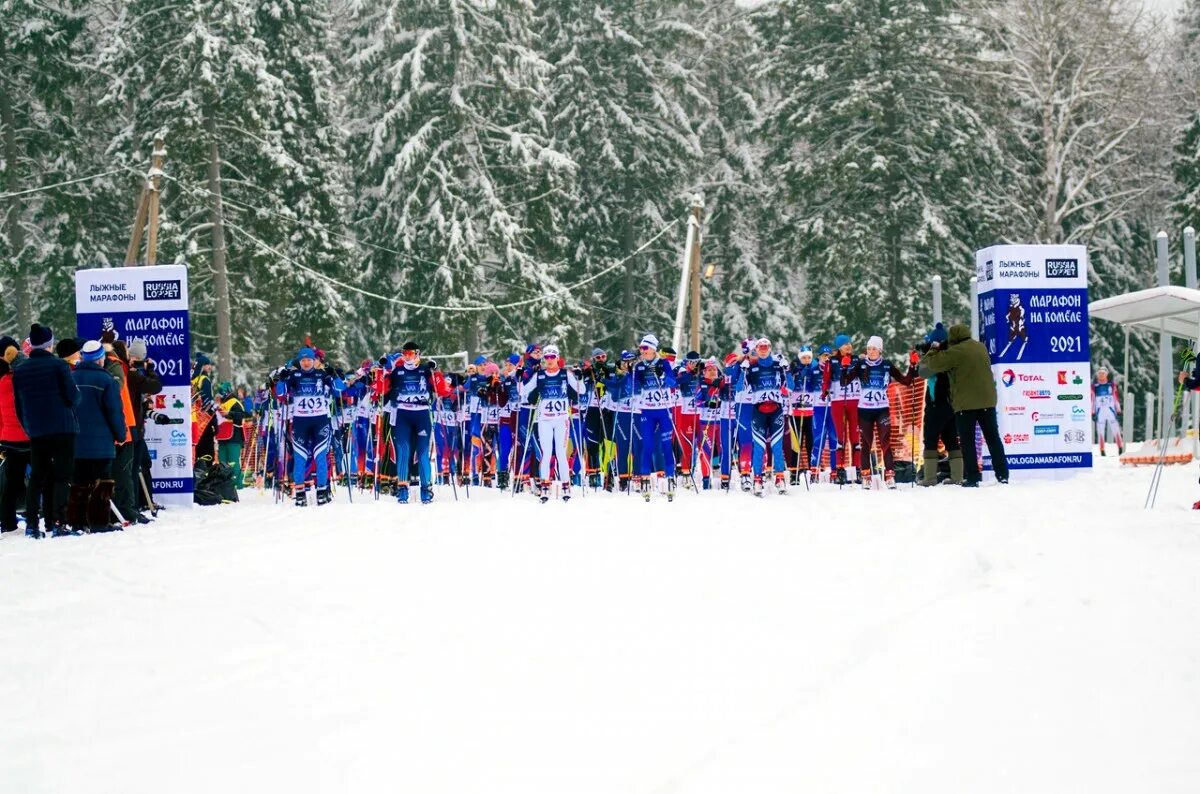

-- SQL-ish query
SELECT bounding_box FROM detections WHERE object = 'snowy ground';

[3,452,1200,794]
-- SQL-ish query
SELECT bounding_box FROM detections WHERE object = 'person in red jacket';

[0,358,31,532]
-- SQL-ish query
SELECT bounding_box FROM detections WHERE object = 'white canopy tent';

[1090,285,1200,444]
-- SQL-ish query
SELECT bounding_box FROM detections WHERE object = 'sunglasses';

[639,345,653,351]
[544,354,559,360]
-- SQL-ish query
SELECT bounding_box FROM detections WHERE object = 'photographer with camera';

[919,323,1008,487]
[915,323,962,486]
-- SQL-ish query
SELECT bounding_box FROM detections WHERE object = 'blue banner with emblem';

[976,245,1092,474]
[75,265,194,505]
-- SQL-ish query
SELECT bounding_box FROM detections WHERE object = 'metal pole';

[1145,392,1155,442]
[1156,232,1172,442]
[969,280,979,339]
[1185,227,1196,290]
[932,275,943,326]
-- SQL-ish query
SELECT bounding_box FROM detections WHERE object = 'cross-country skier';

[806,345,839,481]
[581,348,610,489]
[1000,293,1028,360]
[741,338,791,495]
[631,334,678,500]
[606,350,640,492]
[829,334,861,484]
[274,346,350,506]
[694,357,729,490]
[841,334,918,489]
[674,351,702,483]
[1092,367,1123,456]
[496,354,522,490]
[783,347,816,484]
[383,341,450,504]
[519,344,583,502]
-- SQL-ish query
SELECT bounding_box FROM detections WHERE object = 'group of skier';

[249,330,931,506]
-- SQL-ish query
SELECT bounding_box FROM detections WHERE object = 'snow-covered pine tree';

[982,0,1171,400]
[346,0,576,358]
[0,0,95,336]
[757,0,1006,352]
[1174,0,1200,232]
[538,0,706,351]
[99,0,354,381]
[692,1,794,352]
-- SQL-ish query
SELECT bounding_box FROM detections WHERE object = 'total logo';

[1023,389,1052,400]
[1003,369,1045,387]
[1003,433,1032,444]
[1057,370,1085,386]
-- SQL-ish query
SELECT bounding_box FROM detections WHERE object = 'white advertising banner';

[976,245,1092,473]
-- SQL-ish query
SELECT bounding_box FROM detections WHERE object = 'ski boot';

[396,485,410,504]
[752,475,765,497]
[774,472,788,495]
[884,470,896,490]
[497,471,509,491]
[294,485,308,507]
[604,476,615,493]
[51,522,80,538]
[25,524,44,539]
[740,473,752,493]
[437,473,449,486]
[641,477,652,502]
[316,487,332,506]
[789,469,801,486]
[1100,448,1106,457]
[666,477,677,502]
[702,475,712,491]
[835,467,848,486]
[809,467,821,484]
[561,482,572,502]
[420,487,434,504]
[861,472,872,490]
[539,481,550,504]
[589,473,602,490]
[619,477,630,494]
[471,474,481,487]
[720,476,730,492]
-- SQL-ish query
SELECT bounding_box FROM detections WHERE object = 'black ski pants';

[27,433,75,529]
[955,407,1009,483]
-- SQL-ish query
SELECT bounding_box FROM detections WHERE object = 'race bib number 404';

[638,388,672,409]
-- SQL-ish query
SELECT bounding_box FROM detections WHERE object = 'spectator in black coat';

[11,323,79,537]
[916,323,962,486]
[70,341,126,531]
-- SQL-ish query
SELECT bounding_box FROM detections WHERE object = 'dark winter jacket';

[72,360,126,459]
[11,348,79,438]
[920,324,997,411]
[127,361,163,435]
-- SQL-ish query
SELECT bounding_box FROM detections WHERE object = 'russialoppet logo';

[1045,258,1079,279]
[1034,425,1060,435]
[144,279,182,301]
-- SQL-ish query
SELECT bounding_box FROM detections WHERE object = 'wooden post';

[688,194,703,353]
[145,138,166,265]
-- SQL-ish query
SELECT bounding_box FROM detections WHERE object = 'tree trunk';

[204,108,234,383]
[0,34,32,334]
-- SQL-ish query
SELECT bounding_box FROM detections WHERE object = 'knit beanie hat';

[56,338,82,359]
[81,340,105,363]
[29,323,53,349]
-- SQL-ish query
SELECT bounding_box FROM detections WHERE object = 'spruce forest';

[2,0,1198,393]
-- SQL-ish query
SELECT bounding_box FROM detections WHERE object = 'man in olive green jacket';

[920,324,1009,486]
